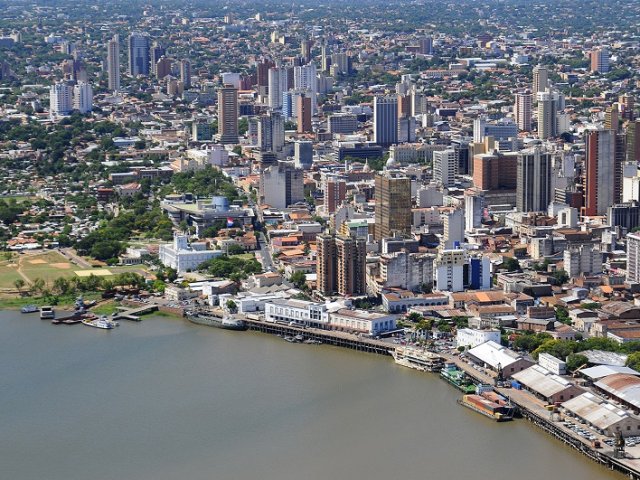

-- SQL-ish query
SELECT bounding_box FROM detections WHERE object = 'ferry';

[440,362,476,393]
[186,310,248,331]
[82,315,118,330]
[458,394,514,422]
[390,346,444,372]
[21,304,38,314]
[39,306,55,320]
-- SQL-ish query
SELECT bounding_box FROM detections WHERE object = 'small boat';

[82,315,118,330]
[294,334,304,342]
[284,336,296,343]
[21,304,38,314]
[39,306,55,320]
[303,339,322,345]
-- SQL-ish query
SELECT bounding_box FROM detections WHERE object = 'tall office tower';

[259,163,304,209]
[155,57,172,80]
[107,35,120,91]
[256,58,275,97]
[433,149,457,188]
[419,36,433,55]
[128,33,150,76]
[150,42,165,75]
[321,41,331,72]
[257,111,285,152]
[472,152,518,191]
[516,147,552,212]
[297,94,312,133]
[373,96,398,147]
[294,141,313,169]
[443,209,464,249]
[374,172,412,240]
[627,233,640,283]
[325,178,347,214]
[293,63,317,113]
[537,89,559,140]
[451,139,471,175]
[330,52,350,75]
[398,93,412,118]
[514,90,533,132]
[434,249,465,293]
[300,39,313,64]
[397,117,416,143]
[72,82,93,114]
[411,86,427,116]
[620,94,635,121]
[316,234,366,297]
[627,120,640,163]
[590,47,610,73]
[49,82,72,117]
[218,84,238,144]
[604,103,620,131]
[583,129,623,216]
[532,65,549,94]
[328,113,358,134]
[180,59,191,89]
[268,66,288,109]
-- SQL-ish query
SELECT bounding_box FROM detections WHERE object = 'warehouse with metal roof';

[512,365,584,404]
[466,341,534,378]
[562,392,640,437]
[594,374,640,412]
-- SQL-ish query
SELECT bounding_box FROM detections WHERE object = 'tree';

[566,354,589,372]
[31,277,45,296]
[406,312,423,323]
[226,299,238,313]
[14,278,25,294]
[627,352,640,372]
[552,270,570,285]
[502,257,520,272]
[289,271,307,290]
[555,306,571,325]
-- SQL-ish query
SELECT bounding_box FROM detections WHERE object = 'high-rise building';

[620,94,635,121]
[128,33,150,76]
[294,141,313,169]
[563,244,603,279]
[72,82,93,114]
[627,120,640,163]
[590,47,610,73]
[316,234,366,297]
[443,209,464,249]
[268,66,288,109]
[433,149,457,188]
[49,82,72,117]
[293,63,317,114]
[257,111,285,153]
[297,94,312,133]
[328,113,358,134]
[473,116,518,145]
[604,103,620,131]
[419,36,433,55]
[627,233,640,283]
[107,35,120,91]
[472,151,518,191]
[259,163,304,209]
[155,56,172,80]
[374,172,412,240]
[373,96,398,147]
[321,41,331,72]
[218,84,238,144]
[330,52,350,75]
[150,41,165,75]
[533,65,549,94]
[325,178,347,214]
[434,249,465,292]
[514,90,532,132]
[537,89,559,140]
[583,129,624,216]
[516,148,552,212]
[300,39,313,64]
[180,59,191,89]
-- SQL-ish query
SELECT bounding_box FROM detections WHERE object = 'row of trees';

[15,271,148,299]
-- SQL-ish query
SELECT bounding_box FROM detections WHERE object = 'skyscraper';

[627,120,640,163]
[128,33,150,76]
[433,149,457,188]
[297,94,312,133]
[49,82,72,117]
[374,172,412,240]
[419,36,433,55]
[150,41,165,75]
[293,63,317,114]
[259,163,304,209]
[532,65,548,94]
[604,103,620,131]
[590,47,610,73]
[257,111,284,152]
[268,66,288,109]
[373,96,398,147]
[107,35,120,91]
[218,84,238,144]
[72,82,93,114]
[514,90,532,132]
[537,89,559,140]
[316,234,366,297]
[516,148,552,212]
[583,129,623,216]
[300,39,313,64]
[180,59,191,89]
[155,56,172,80]
[627,233,640,283]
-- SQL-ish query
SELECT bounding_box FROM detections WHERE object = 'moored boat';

[458,394,514,422]
[440,362,476,393]
[390,346,444,372]
[39,306,55,320]
[186,310,248,331]
[82,315,118,330]
[21,304,38,314]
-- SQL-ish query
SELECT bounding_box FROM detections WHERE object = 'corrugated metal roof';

[467,341,524,369]
[563,392,630,430]
[512,365,577,398]
[581,365,640,380]
[595,374,640,410]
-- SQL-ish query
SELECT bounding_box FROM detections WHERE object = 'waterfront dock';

[113,304,158,321]
[243,318,392,355]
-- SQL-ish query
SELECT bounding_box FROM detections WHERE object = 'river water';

[1,311,623,480]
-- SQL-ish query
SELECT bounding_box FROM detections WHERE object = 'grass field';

[0,250,151,291]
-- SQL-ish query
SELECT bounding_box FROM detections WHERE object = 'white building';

[293,63,317,114]
[442,209,464,249]
[158,235,222,273]
[433,149,457,187]
[563,244,602,279]
[378,251,435,292]
[456,328,501,349]
[259,163,304,209]
[538,352,567,375]
[628,233,640,283]
[49,82,72,117]
[434,249,465,292]
[72,82,93,114]
[268,66,288,109]
[329,308,396,336]
[264,298,329,328]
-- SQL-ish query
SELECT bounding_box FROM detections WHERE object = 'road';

[60,248,92,268]
[257,232,273,271]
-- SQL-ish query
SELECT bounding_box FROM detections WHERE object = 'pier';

[113,304,158,321]
[243,319,393,356]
